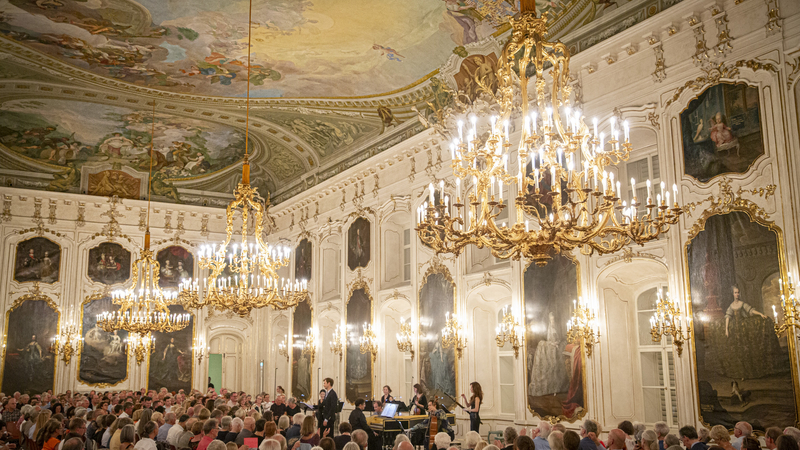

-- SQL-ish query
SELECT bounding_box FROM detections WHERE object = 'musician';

[315,389,326,434]
[411,384,427,415]
[408,400,453,446]
[460,382,483,432]
[380,386,394,404]
[320,378,339,437]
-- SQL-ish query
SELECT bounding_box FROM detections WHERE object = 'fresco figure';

[441,0,483,45]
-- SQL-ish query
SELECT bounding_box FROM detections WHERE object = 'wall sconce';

[441,312,467,359]
[193,338,210,363]
[359,323,378,362]
[396,317,414,359]
[775,273,799,339]
[649,290,692,356]
[567,297,601,357]
[495,306,523,357]
[330,325,345,361]
[278,334,289,361]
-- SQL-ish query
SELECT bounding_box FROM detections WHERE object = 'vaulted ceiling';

[0,0,679,206]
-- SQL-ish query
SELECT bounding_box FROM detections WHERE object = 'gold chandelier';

[177,0,307,317]
[51,315,82,365]
[441,312,467,359]
[330,325,344,361]
[396,318,414,359]
[774,273,799,339]
[98,102,190,335]
[359,323,378,362]
[126,332,156,365]
[417,1,684,266]
[567,297,600,356]
[495,306,523,357]
[278,334,289,361]
[649,289,692,355]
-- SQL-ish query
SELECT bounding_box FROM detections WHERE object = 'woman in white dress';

[528,312,569,397]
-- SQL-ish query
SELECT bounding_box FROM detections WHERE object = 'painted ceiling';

[0,0,680,206]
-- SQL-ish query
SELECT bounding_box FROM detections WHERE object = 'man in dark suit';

[320,378,338,437]
[680,426,709,450]
[348,399,370,436]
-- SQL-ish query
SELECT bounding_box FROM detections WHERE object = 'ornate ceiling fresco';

[0,0,681,206]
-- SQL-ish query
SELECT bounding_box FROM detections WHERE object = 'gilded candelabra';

[773,273,799,338]
[51,320,82,365]
[278,334,289,361]
[127,332,155,365]
[177,0,307,317]
[302,328,316,363]
[649,290,692,356]
[330,325,345,361]
[98,103,190,335]
[441,312,467,359]
[359,323,378,362]
[193,338,209,363]
[495,306,523,357]
[567,297,600,356]
[396,317,415,359]
[416,2,684,266]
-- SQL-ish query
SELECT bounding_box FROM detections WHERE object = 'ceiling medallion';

[417,0,684,266]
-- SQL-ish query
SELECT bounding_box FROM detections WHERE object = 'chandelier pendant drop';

[416,2,684,266]
[98,102,191,337]
[177,0,307,317]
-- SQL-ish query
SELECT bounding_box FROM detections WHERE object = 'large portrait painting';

[295,239,312,282]
[346,286,372,403]
[156,246,194,289]
[681,83,764,182]
[291,299,313,403]
[524,253,584,421]
[348,218,370,270]
[1,296,58,395]
[148,305,194,393]
[87,242,132,285]
[687,210,797,429]
[14,237,61,284]
[79,295,128,386]
[418,266,456,408]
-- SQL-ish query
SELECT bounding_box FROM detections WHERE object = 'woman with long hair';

[37,418,62,450]
[461,382,483,432]
[119,425,135,450]
[29,409,52,440]
[411,384,427,416]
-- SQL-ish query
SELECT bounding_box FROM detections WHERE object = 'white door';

[210,334,243,391]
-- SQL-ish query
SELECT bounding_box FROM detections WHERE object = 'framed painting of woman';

[681,83,764,182]
[523,253,584,421]
[148,305,194,393]
[687,208,798,430]
[1,293,58,395]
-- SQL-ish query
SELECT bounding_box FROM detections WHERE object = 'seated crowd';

[0,388,797,450]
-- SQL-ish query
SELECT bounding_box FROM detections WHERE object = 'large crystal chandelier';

[177,0,307,317]
[417,0,684,266]
[98,103,190,335]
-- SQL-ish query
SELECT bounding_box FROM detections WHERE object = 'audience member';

[766,428,784,450]
[607,429,627,450]
[654,422,669,450]
[198,420,220,450]
[334,423,352,450]
[549,431,565,450]
[732,422,753,450]
[533,422,553,450]
[564,431,581,450]
[680,426,709,450]
[515,436,535,450]
[580,420,600,450]
[709,425,734,450]
[433,433,451,450]
[777,436,800,450]
[134,422,158,450]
